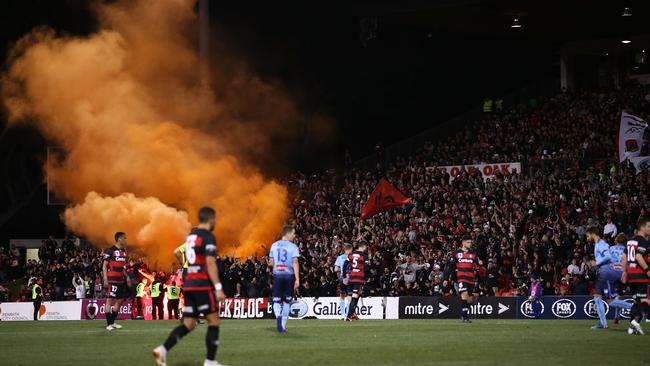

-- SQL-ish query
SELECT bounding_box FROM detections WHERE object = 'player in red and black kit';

[343,240,369,321]
[444,234,478,323]
[622,216,650,335]
[154,207,227,366]
[102,232,131,331]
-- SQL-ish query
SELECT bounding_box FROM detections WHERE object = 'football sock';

[106,309,113,326]
[462,301,469,320]
[111,311,118,325]
[163,324,190,351]
[610,299,632,311]
[206,326,220,361]
[273,302,283,331]
[594,297,607,327]
[347,297,359,319]
[273,302,282,319]
[344,298,350,316]
[339,298,345,318]
[281,302,291,329]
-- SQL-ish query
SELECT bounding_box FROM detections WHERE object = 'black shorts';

[348,282,364,296]
[457,281,474,294]
[183,290,218,318]
[107,283,129,299]
[629,282,649,299]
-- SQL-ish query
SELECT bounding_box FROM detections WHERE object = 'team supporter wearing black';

[102,232,130,330]
[444,234,478,323]
[154,207,227,366]
[343,241,369,321]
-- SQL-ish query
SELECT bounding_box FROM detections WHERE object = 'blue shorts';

[338,280,348,296]
[595,276,622,299]
[596,269,623,298]
[272,275,294,303]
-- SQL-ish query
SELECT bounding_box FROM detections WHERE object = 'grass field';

[0,319,647,366]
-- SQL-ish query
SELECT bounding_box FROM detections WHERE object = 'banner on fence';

[516,296,633,320]
[288,297,384,319]
[428,162,521,181]
[1,295,635,321]
[396,296,516,319]
[219,298,273,319]
[0,301,81,321]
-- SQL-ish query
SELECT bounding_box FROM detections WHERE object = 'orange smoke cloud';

[1,0,293,268]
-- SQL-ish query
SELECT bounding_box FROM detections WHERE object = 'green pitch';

[0,319,646,366]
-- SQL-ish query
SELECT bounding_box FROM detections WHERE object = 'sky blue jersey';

[594,239,611,268]
[609,244,625,271]
[269,240,300,276]
[335,254,348,280]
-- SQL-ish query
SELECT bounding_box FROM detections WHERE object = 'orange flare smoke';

[1,0,291,268]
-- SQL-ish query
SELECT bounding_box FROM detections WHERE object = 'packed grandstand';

[1,85,649,304]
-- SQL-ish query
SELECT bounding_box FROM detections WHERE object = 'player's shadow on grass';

[264,327,303,338]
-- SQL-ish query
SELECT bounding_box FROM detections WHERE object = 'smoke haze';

[1,0,301,268]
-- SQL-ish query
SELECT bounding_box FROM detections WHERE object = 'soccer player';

[443,234,478,323]
[611,233,630,324]
[344,240,369,321]
[102,232,130,331]
[587,228,631,329]
[269,225,300,333]
[528,274,542,319]
[622,216,650,335]
[153,207,227,366]
[334,243,353,320]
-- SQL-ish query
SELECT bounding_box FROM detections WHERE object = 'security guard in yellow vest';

[166,281,181,320]
[150,279,164,320]
[135,280,146,319]
[482,98,493,113]
[32,280,43,321]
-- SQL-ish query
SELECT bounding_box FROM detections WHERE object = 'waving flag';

[618,112,648,162]
[360,178,411,219]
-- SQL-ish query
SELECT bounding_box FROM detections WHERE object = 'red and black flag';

[360,178,411,219]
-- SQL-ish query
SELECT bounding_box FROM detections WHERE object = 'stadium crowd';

[2,85,650,302]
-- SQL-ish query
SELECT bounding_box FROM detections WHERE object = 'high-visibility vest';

[32,284,41,300]
[84,280,90,290]
[482,99,493,113]
[137,282,146,297]
[167,286,180,300]
[150,283,161,298]
[494,99,503,110]
[177,244,189,269]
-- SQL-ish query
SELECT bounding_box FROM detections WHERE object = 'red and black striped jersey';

[449,249,478,284]
[182,228,217,291]
[102,246,127,284]
[344,250,368,283]
[626,235,650,284]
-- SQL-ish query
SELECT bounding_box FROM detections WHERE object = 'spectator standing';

[32,279,43,321]
[73,273,85,299]
[603,218,617,241]
[166,281,181,320]
[150,277,165,320]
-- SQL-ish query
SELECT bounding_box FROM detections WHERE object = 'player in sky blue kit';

[334,243,353,320]
[610,233,632,323]
[587,228,632,329]
[269,225,300,333]
[528,274,543,319]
